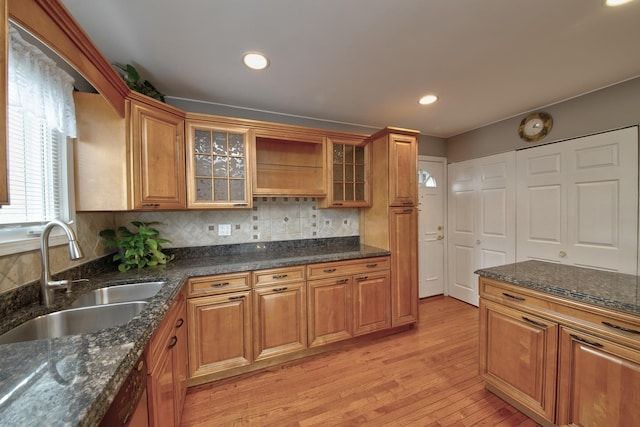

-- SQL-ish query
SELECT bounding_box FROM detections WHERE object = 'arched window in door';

[418,169,437,188]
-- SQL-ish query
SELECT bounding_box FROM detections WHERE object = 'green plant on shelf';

[99,221,174,272]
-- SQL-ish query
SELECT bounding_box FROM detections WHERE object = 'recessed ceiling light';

[243,52,269,70]
[606,0,633,6]
[419,94,438,105]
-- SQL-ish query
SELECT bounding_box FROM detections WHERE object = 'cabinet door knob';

[437,235,444,240]
[559,251,567,258]
[476,240,481,245]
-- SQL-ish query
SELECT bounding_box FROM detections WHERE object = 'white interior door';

[418,156,446,298]
[517,126,638,274]
[448,152,516,306]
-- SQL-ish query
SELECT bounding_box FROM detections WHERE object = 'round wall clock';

[518,112,553,142]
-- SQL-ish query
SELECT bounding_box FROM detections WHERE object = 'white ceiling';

[59,0,640,138]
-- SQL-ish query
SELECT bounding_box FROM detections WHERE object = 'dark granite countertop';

[0,237,389,426]
[475,260,640,317]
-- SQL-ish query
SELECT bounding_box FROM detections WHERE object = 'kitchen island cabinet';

[477,261,640,427]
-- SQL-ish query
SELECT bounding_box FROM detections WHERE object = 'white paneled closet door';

[448,152,516,306]
[516,126,638,274]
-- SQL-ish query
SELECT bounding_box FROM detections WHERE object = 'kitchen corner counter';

[0,238,389,426]
[475,260,640,317]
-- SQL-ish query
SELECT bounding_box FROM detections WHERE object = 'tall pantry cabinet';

[360,127,419,327]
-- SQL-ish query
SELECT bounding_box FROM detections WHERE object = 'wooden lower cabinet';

[353,270,391,336]
[307,276,353,347]
[253,282,307,361]
[147,289,187,427]
[557,327,640,427]
[187,291,252,379]
[479,300,558,422]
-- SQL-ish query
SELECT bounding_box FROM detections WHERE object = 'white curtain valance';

[8,26,77,138]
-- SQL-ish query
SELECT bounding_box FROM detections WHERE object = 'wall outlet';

[218,224,232,236]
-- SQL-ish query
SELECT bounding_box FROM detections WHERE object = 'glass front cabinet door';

[320,137,370,208]
[186,121,252,208]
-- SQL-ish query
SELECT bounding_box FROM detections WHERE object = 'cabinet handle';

[168,336,178,349]
[366,263,378,268]
[403,201,412,205]
[334,203,344,206]
[602,321,640,335]
[570,334,604,348]
[273,287,288,292]
[502,292,525,301]
[141,203,160,207]
[336,279,349,284]
[228,295,245,301]
[324,268,337,273]
[210,282,230,288]
[522,317,547,328]
[233,203,248,206]
[272,274,289,279]
[403,209,413,213]
[356,276,368,281]
[175,318,184,329]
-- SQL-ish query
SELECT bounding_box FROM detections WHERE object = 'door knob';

[437,225,442,231]
[437,235,444,240]
[476,240,481,245]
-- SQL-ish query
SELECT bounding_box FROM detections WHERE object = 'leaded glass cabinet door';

[320,137,370,208]
[186,121,252,208]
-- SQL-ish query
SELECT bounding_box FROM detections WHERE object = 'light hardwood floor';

[181,296,540,426]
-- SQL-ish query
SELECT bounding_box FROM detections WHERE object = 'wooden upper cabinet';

[0,0,8,205]
[130,94,186,210]
[251,132,326,196]
[388,132,417,207]
[185,119,252,209]
[318,137,370,208]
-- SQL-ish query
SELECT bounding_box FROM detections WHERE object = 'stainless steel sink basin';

[70,281,165,308]
[0,301,148,345]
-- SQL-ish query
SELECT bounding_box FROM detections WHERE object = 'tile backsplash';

[118,197,359,247]
[0,198,359,294]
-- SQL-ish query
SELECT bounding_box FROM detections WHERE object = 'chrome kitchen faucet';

[40,219,85,307]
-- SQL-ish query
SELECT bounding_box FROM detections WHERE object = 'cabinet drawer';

[187,272,251,297]
[253,266,305,287]
[307,256,390,280]
[480,277,640,350]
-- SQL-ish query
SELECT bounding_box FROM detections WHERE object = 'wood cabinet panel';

[388,133,417,207]
[187,291,251,378]
[480,300,558,422]
[308,276,353,347]
[557,327,640,427]
[253,282,307,361]
[390,207,418,326]
[131,96,186,209]
[353,271,391,336]
[147,289,187,427]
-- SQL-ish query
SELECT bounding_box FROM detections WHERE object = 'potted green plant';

[114,63,166,102]
[99,221,174,272]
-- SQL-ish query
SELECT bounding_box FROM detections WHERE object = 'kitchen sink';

[0,301,148,345]
[70,281,165,308]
